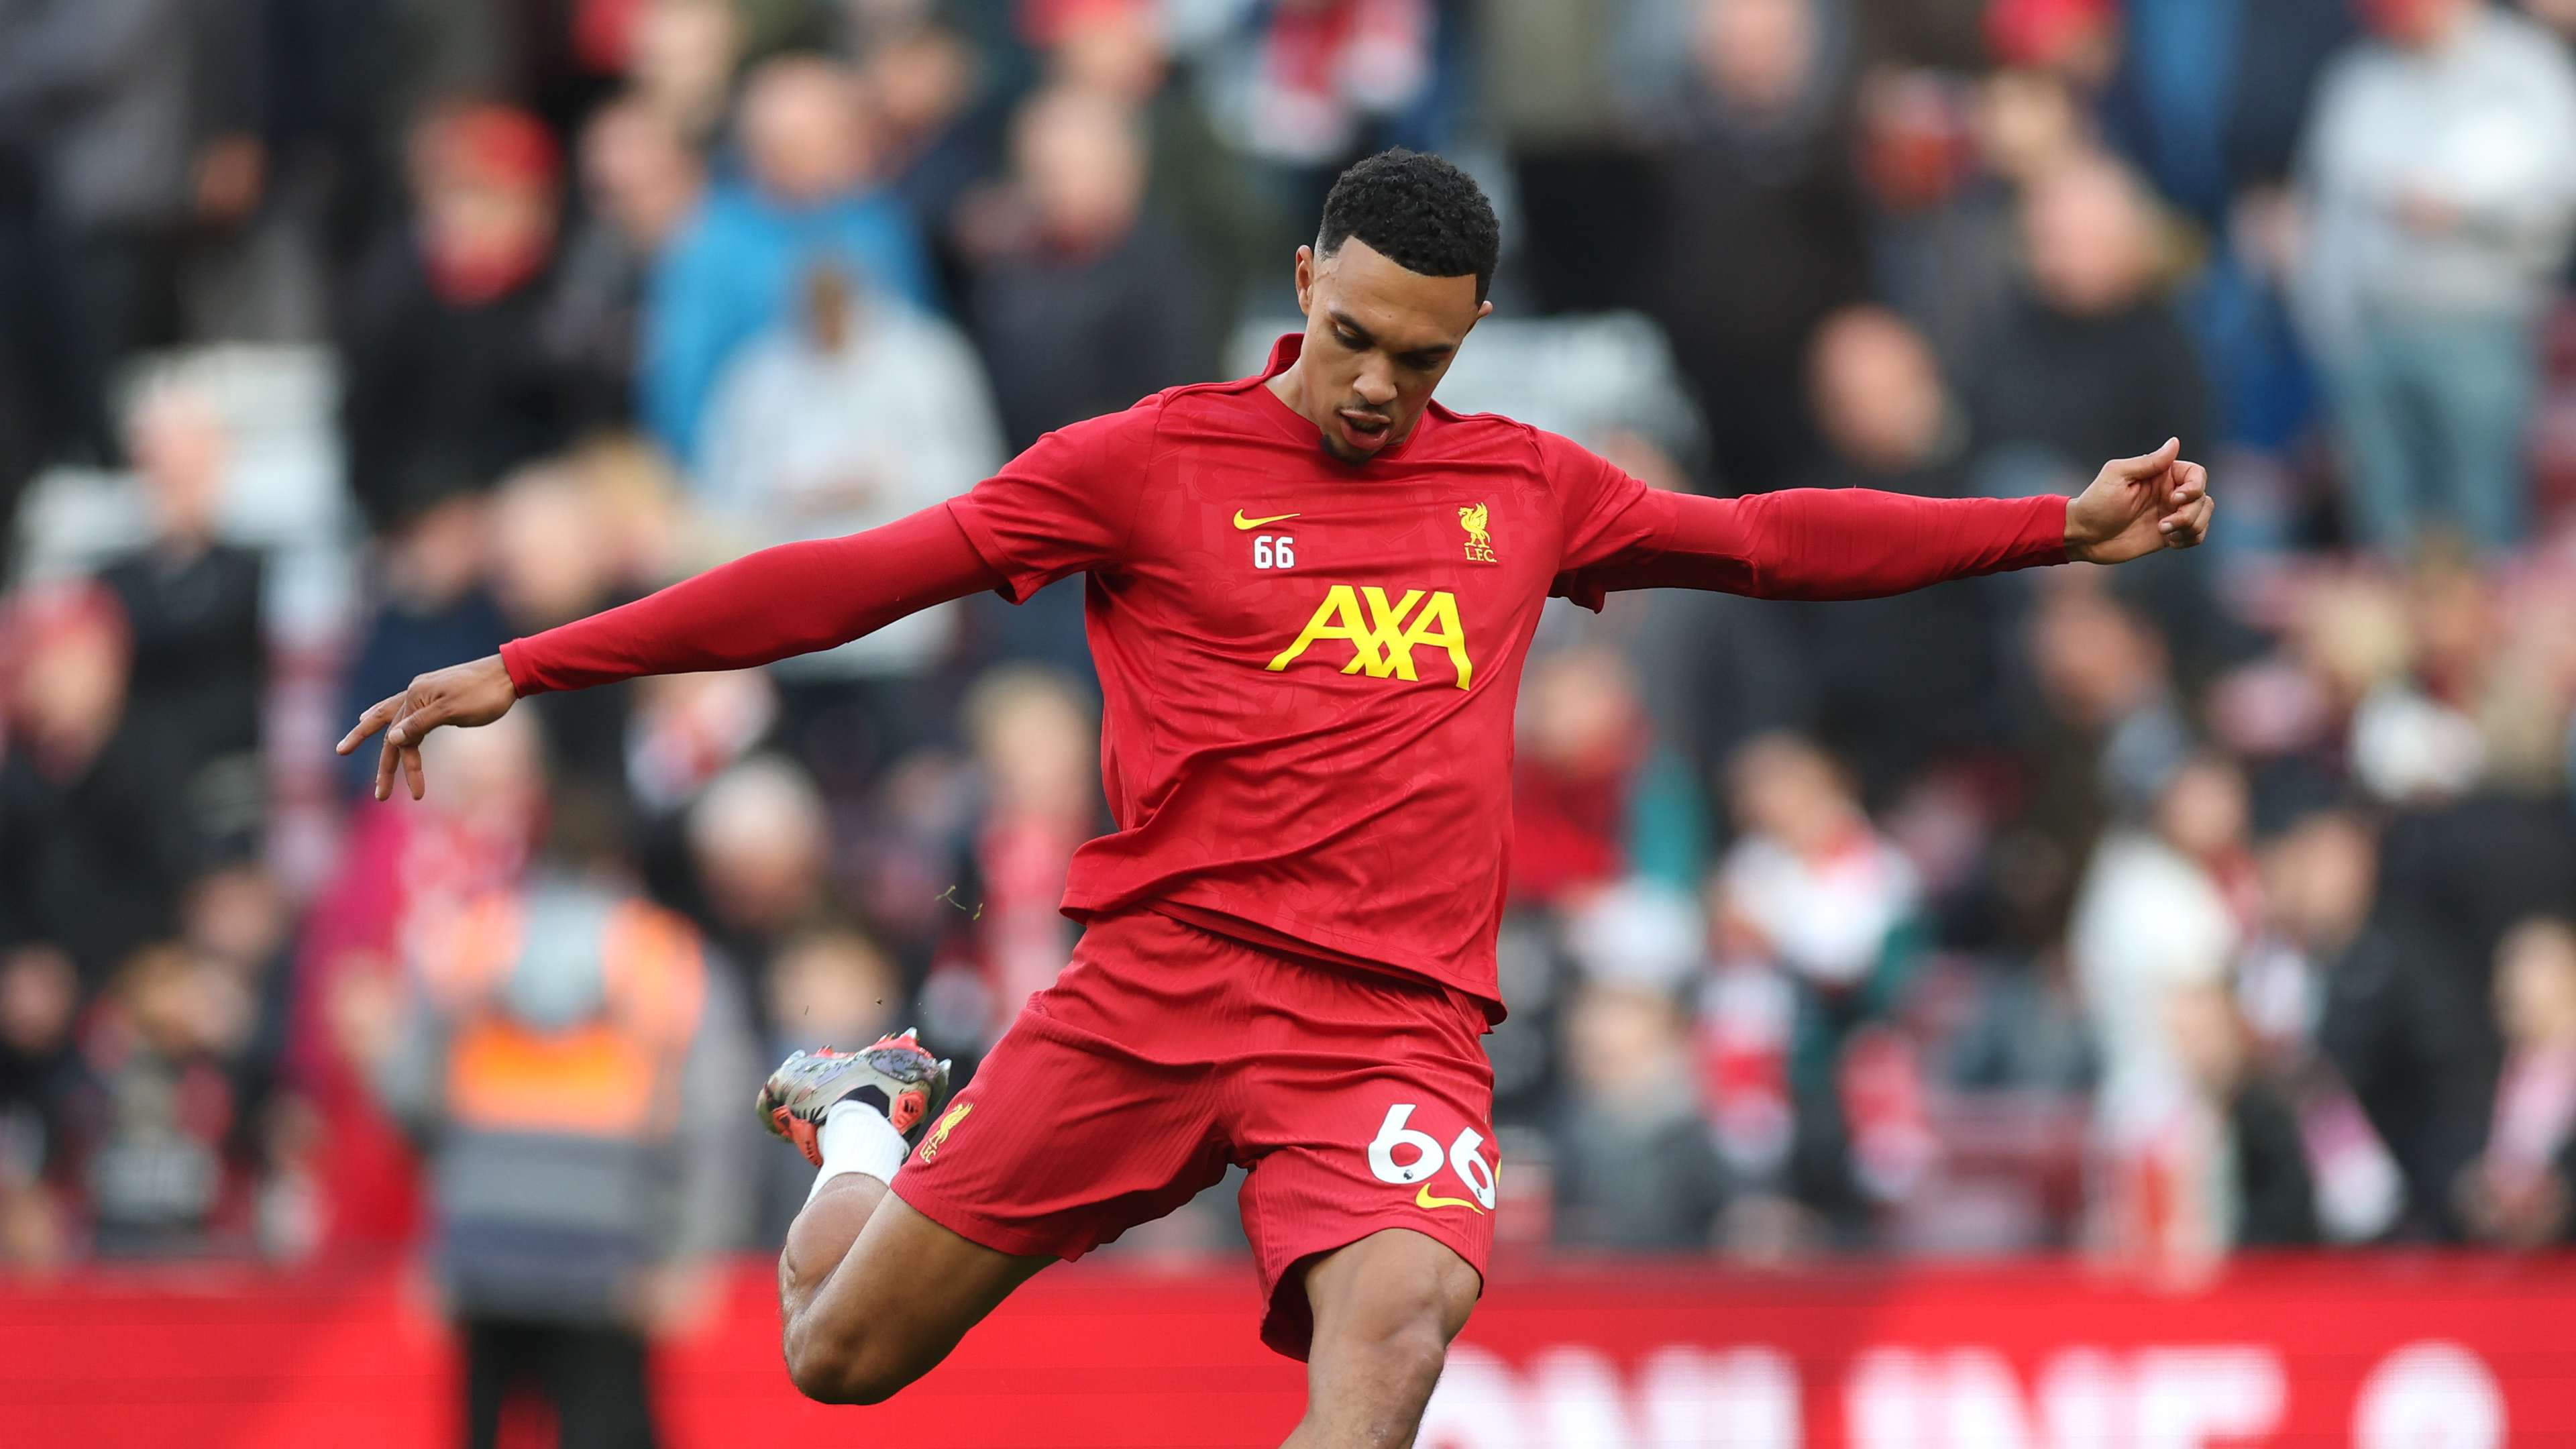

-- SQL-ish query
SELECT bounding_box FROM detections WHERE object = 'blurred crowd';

[7,0,2576,1327]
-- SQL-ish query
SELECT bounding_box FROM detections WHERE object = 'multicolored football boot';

[756,1028,953,1167]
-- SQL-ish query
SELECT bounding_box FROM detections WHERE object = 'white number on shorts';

[1366,1103,1444,1184]
[1448,1126,1498,1210]
[1367,1102,1498,1208]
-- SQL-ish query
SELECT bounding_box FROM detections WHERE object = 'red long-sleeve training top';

[504,337,2067,1012]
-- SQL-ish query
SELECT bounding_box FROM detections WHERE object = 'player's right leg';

[757,952,1234,1407]
[775,1175,1050,1403]
[757,1034,1051,1403]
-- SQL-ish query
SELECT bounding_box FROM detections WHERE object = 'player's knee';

[784,1324,924,1406]
[786,1349,914,1407]
[782,1335,860,1404]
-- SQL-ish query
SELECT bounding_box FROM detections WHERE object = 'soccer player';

[339,151,2211,1445]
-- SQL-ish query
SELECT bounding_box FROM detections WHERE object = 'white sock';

[806,1098,910,1203]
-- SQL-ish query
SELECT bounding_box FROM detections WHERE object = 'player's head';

[1290,149,1499,464]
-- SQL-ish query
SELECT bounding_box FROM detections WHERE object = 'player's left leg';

[1219,942,1499,1445]
[1283,1228,1481,1448]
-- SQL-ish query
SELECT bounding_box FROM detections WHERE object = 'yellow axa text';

[1267,584,1473,690]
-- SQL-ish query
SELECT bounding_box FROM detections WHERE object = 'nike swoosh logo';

[1415,1183,1484,1214]
[1234,510,1300,530]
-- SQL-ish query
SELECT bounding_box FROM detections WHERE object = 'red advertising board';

[3,1253,2568,1448]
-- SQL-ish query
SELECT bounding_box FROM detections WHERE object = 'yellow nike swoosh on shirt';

[1415,1183,1484,1214]
[1234,510,1301,530]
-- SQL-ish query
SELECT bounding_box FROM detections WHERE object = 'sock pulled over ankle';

[806,1098,909,1203]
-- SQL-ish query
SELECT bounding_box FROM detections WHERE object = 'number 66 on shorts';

[1367,1102,1497,1211]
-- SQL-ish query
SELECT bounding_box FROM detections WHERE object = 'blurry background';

[5,0,2576,1430]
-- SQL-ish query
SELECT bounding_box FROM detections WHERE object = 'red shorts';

[891,908,1497,1358]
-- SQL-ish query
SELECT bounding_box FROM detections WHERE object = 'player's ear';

[1474,299,1493,323]
[1293,244,1316,314]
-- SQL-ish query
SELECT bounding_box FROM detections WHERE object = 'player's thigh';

[814,1188,1054,1379]
[892,914,1236,1263]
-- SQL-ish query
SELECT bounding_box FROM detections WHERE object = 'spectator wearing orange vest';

[374,853,753,1449]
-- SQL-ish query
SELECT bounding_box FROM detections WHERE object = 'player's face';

[1288,237,1491,465]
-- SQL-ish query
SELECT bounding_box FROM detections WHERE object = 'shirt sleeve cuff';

[497,637,548,697]
[2019,493,2072,569]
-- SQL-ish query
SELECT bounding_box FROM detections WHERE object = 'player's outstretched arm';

[335,500,1003,800]
[1558,438,2212,604]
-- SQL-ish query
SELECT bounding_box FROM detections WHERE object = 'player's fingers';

[401,743,427,801]
[2109,436,2182,481]
[374,733,400,802]
[337,694,402,755]
[2168,462,2208,506]
[386,691,436,748]
[2161,495,2214,547]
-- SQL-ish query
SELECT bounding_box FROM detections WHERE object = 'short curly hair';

[1317,149,1501,303]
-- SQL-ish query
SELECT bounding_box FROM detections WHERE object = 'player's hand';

[335,653,518,801]
[2064,437,2214,565]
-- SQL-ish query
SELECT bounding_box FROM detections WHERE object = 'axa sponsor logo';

[1268,585,1474,690]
